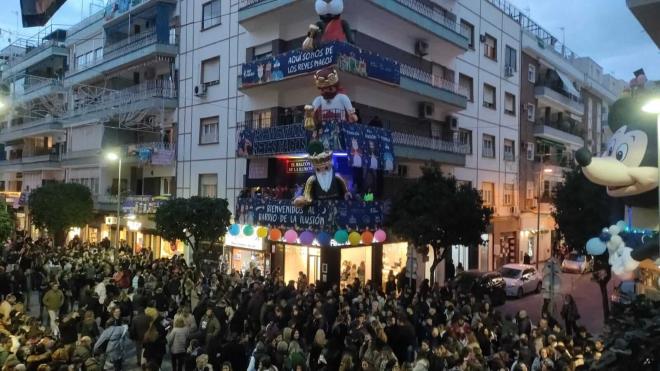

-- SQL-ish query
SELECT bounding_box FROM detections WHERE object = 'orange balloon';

[269,228,282,241]
[361,231,374,244]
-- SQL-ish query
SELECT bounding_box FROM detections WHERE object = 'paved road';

[498,271,624,336]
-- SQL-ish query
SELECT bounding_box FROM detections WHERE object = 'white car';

[561,253,592,274]
[499,263,542,298]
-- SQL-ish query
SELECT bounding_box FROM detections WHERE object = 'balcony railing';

[70,80,177,117]
[400,64,466,98]
[535,80,582,104]
[536,119,584,137]
[391,131,471,154]
[21,75,63,95]
[393,0,470,39]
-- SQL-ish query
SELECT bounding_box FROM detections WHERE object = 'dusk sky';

[0,0,657,81]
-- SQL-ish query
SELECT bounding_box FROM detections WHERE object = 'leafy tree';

[154,196,232,265]
[28,183,94,246]
[388,166,492,284]
[552,166,611,320]
[0,199,14,242]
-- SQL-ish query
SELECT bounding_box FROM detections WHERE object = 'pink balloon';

[374,229,387,242]
[284,229,298,244]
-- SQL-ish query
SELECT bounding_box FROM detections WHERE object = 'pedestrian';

[94,316,129,370]
[129,307,150,366]
[142,307,167,368]
[561,294,580,336]
[167,317,190,371]
[42,281,64,336]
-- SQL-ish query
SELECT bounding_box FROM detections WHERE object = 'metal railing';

[105,0,156,19]
[400,64,466,97]
[535,79,583,104]
[393,0,469,39]
[71,80,177,116]
[391,131,471,154]
[536,119,584,137]
[21,75,63,95]
[4,24,69,69]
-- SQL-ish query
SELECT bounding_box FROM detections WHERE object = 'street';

[499,270,623,336]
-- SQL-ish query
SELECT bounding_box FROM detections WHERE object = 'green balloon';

[243,225,254,236]
[334,230,348,244]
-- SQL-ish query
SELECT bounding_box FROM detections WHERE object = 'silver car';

[561,253,593,274]
[499,263,542,298]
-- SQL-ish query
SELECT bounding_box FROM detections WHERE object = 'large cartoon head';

[315,0,344,21]
[308,141,334,192]
[575,90,658,207]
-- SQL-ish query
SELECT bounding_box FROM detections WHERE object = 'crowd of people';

[0,234,615,371]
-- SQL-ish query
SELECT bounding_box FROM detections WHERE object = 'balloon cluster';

[227,224,387,246]
[586,220,639,275]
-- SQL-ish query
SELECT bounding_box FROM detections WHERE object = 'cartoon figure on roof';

[302,0,354,51]
[293,141,352,208]
[304,66,358,131]
[575,68,659,275]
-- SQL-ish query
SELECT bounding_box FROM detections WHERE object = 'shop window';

[382,243,408,291]
[341,246,372,288]
[284,245,321,287]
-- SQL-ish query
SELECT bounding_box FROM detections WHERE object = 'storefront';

[225,233,269,274]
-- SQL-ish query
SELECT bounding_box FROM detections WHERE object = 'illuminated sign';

[225,233,264,251]
[286,159,313,174]
[105,216,117,225]
[127,221,142,231]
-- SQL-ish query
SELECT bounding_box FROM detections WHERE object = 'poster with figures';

[376,128,394,172]
[363,127,380,171]
[342,124,364,168]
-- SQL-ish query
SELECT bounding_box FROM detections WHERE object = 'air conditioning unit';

[415,39,429,57]
[419,102,434,119]
[504,65,514,77]
[194,84,207,97]
[447,115,459,131]
[479,34,486,43]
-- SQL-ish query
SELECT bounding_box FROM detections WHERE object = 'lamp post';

[106,151,122,249]
[641,98,660,262]
[537,167,553,269]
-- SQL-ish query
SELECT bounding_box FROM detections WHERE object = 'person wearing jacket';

[129,308,151,366]
[42,282,64,337]
[167,317,190,371]
[94,318,129,370]
[142,307,167,369]
[199,307,221,349]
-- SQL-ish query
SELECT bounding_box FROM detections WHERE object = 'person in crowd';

[42,282,64,337]
[561,294,581,336]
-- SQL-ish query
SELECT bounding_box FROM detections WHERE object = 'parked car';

[499,263,542,298]
[561,252,592,273]
[453,270,507,306]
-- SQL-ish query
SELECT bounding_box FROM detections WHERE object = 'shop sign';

[286,159,313,174]
[225,233,264,251]
[105,216,117,225]
[127,220,142,231]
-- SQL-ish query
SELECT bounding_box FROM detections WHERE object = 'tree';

[388,166,492,284]
[0,199,14,242]
[552,166,612,320]
[154,196,232,265]
[28,183,94,246]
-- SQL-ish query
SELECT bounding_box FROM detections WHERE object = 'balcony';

[61,142,175,167]
[0,153,61,172]
[235,197,387,231]
[65,32,178,85]
[533,120,584,148]
[534,84,583,116]
[238,0,469,51]
[64,80,177,125]
[0,117,64,143]
[391,131,468,166]
[240,41,467,109]
[103,0,177,26]
[13,76,64,104]
[95,194,171,214]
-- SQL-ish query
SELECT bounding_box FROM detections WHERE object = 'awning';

[556,70,580,97]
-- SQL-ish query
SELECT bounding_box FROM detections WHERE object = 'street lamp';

[106,151,121,249]
[641,97,660,263]
[536,167,553,269]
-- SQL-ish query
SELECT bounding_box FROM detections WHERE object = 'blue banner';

[343,124,365,168]
[236,198,387,231]
[241,42,400,87]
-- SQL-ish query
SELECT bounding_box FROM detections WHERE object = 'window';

[94,48,103,62]
[70,178,99,194]
[483,34,497,60]
[482,134,495,158]
[85,51,93,66]
[251,109,272,128]
[202,57,220,86]
[526,181,534,200]
[253,43,273,61]
[528,64,536,83]
[459,129,472,154]
[504,92,516,115]
[75,54,85,68]
[526,103,536,122]
[483,83,496,109]
[200,116,219,144]
[503,184,514,206]
[199,174,218,198]
[202,0,221,29]
[481,182,495,206]
[461,20,474,49]
[162,177,173,195]
[505,45,517,71]
[503,139,515,161]
[397,165,408,178]
[458,73,473,101]
[526,142,535,160]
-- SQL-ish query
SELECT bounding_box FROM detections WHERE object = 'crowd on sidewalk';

[0,235,611,371]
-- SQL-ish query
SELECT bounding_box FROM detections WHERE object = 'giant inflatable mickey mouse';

[302,0,354,51]
[575,84,659,275]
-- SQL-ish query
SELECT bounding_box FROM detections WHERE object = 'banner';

[151,149,175,165]
[241,42,400,87]
[236,198,387,230]
[286,159,313,174]
[343,124,364,168]
[376,127,395,171]
[122,196,170,215]
[237,125,308,157]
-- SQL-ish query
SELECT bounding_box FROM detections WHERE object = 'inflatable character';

[302,0,354,51]
[304,66,358,131]
[576,79,659,274]
[293,141,352,208]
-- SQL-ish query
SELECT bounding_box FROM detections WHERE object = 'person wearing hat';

[293,141,352,208]
[305,66,358,128]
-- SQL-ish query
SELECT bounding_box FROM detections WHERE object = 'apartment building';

[0,0,180,256]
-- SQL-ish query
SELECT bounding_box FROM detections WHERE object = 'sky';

[0,0,657,81]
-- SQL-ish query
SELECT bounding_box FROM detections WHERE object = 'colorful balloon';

[586,237,606,255]
[243,225,254,236]
[334,230,348,244]
[300,230,315,245]
[349,231,361,245]
[317,231,332,246]
[229,224,240,236]
[284,229,298,244]
[361,231,374,244]
[374,229,387,242]
[269,228,282,241]
[256,227,268,238]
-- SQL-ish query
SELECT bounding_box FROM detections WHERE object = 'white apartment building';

[0,0,180,255]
